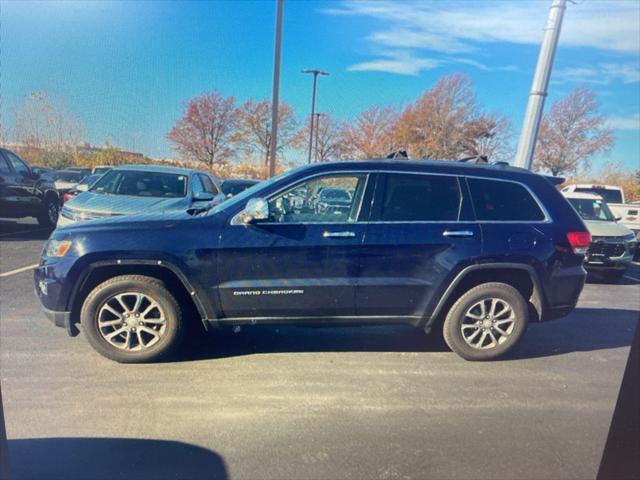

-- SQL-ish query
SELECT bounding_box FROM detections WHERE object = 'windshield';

[574,188,623,204]
[79,174,101,186]
[90,170,188,197]
[53,171,84,182]
[221,180,257,196]
[568,197,616,222]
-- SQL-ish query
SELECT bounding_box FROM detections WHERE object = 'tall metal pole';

[302,69,328,164]
[313,112,324,162]
[514,0,567,170]
[267,0,283,178]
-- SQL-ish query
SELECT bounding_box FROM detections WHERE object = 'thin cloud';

[325,0,640,54]
[348,51,440,75]
[554,63,640,85]
[605,113,640,131]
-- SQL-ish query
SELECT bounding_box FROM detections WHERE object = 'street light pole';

[313,112,325,162]
[267,0,283,178]
[514,0,567,170]
[302,69,329,164]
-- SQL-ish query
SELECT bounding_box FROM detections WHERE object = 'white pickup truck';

[561,184,640,242]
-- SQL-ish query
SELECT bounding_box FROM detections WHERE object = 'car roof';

[111,164,205,176]
[562,191,603,200]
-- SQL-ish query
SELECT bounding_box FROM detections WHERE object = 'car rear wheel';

[37,196,59,228]
[443,282,529,361]
[80,275,183,363]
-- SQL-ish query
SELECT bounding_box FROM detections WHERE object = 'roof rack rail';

[457,155,488,164]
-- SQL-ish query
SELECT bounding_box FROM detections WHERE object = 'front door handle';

[442,229,474,238]
[323,231,356,238]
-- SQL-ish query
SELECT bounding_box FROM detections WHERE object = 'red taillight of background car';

[566,231,591,255]
[62,192,75,204]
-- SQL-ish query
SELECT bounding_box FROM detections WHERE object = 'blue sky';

[1,0,639,170]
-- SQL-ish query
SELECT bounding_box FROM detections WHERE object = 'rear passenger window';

[380,173,461,221]
[468,178,545,221]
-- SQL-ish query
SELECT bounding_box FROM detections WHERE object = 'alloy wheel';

[460,297,515,350]
[97,292,167,351]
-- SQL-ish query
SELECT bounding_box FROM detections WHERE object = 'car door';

[357,171,481,318]
[3,149,40,214]
[217,172,372,319]
[0,152,18,216]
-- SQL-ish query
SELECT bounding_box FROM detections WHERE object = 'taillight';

[62,192,73,204]
[566,231,591,255]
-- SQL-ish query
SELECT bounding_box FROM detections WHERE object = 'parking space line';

[0,263,39,278]
[623,275,640,283]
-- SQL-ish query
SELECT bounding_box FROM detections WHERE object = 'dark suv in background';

[0,147,60,227]
[35,160,590,363]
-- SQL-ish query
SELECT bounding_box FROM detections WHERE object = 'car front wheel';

[80,275,183,363]
[37,196,59,228]
[443,282,529,361]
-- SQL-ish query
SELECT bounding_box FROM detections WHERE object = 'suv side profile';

[0,148,60,227]
[35,160,590,363]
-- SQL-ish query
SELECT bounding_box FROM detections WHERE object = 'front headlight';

[44,240,72,257]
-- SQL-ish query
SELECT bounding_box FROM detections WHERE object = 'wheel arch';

[424,263,545,331]
[68,260,210,334]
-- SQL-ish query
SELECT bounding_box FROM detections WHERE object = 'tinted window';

[4,151,29,174]
[199,174,218,194]
[468,178,545,221]
[53,171,84,182]
[90,170,188,197]
[379,173,461,222]
[268,174,367,224]
[574,188,623,204]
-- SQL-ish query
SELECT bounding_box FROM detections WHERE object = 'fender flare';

[68,259,211,331]
[424,262,545,330]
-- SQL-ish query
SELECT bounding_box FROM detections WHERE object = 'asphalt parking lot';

[1,218,639,480]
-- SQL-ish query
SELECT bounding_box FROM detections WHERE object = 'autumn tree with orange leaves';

[166,91,239,168]
[394,74,511,161]
[534,87,613,176]
[340,105,400,159]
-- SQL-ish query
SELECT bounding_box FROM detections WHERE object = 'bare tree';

[534,87,613,176]
[14,91,85,151]
[166,91,238,167]
[236,99,302,171]
[302,114,349,162]
[340,105,400,159]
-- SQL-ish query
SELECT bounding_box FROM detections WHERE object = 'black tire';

[602,269,625,283]
[80,275,183,363]
[443,282,529,361]
[37,195,59,228]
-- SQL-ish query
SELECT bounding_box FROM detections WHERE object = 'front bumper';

[41,306,77,335]
[34,260,80,336]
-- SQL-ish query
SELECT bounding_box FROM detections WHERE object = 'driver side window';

[267,174,367,224]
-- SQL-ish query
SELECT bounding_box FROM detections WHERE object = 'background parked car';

[0,147,60,227]
[58,165,225,226]
[61,173,103,204]
[52,170,86,196]
[220,178,259,198]
[563,191,637,281]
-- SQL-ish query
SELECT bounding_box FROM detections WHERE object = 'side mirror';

[226,193,234,198]
[193,191,215,202]
[615,216,622,222]
[240,197,269,224]
[31,167,41,177]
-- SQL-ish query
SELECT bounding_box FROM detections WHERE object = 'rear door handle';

[443,229,474,238]
[323,231,356,238]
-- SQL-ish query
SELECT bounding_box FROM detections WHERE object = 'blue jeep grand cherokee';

[35,160,590,362]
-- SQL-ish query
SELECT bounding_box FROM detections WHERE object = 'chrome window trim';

[230,168,552,226]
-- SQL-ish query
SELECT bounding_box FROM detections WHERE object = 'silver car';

[58,165,225,226]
